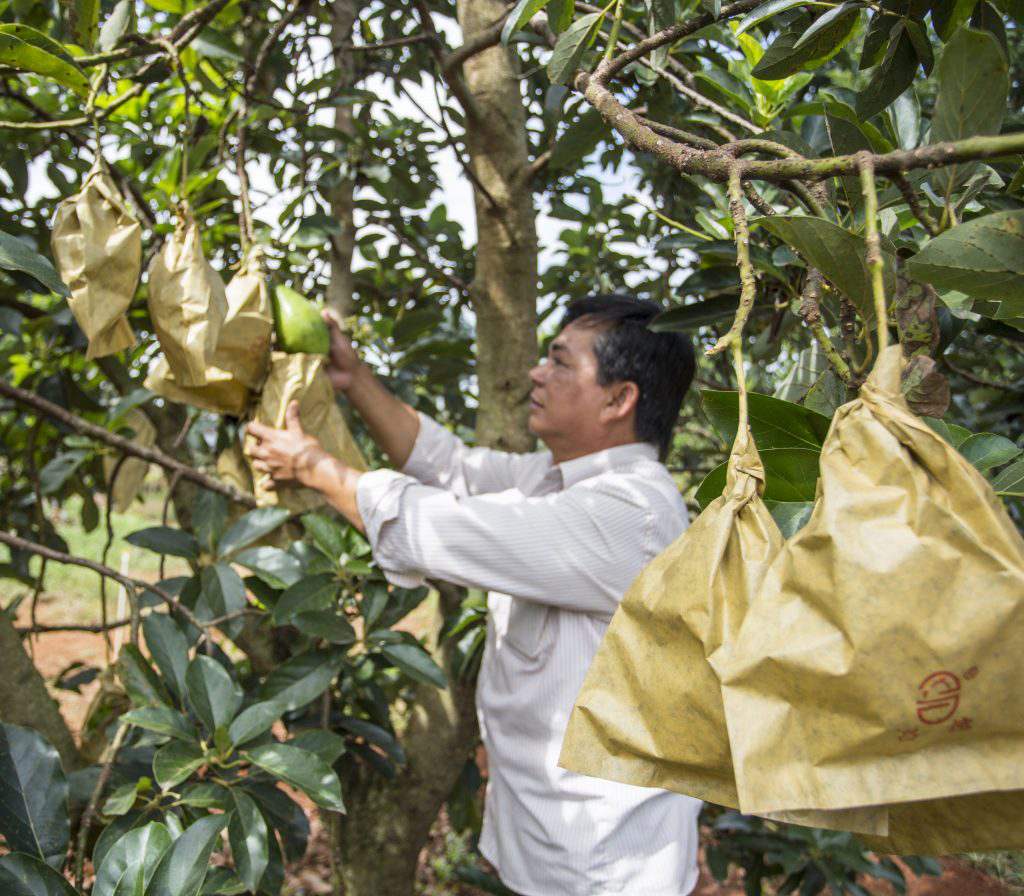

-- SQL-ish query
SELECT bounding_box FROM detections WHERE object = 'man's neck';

[546,432,643,466]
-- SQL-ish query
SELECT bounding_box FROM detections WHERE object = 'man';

[247,294,702,895]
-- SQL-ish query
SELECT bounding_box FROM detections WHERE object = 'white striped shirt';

[356,413,702,896]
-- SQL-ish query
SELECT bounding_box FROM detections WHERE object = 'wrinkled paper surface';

[244,352,366,512]
[145,249,272,416]
[559,431,886,835]
[718,345,1024,853]
[51,160,141,359]
[147,205,227,387]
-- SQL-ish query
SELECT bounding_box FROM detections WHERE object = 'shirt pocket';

[504,598,551,659]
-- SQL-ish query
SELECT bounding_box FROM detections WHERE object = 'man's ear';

[602,381,640,423]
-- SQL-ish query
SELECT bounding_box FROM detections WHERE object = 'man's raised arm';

[323,312,421,469]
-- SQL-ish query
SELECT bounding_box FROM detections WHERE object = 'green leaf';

[751,12,858,80]
[501,0,549,44]
[695,448,822,508]
[98,0,134,52]
[0,33,89,95]
[855,24,919,119]
[39,450,90,494]
[194,564,247,630]
[735,0,808,35]
[548,107,607,170]
[793,2,859,50]
[70,0,100,49]
[102,782,139,817]
[257,649,343,712]
[0,724,69,867]
[142,614,190,702]
[924,417,973,448]
[148,814,229,896]
[289,730,348,765]
[759,215,897,324]
[0,854,78,896]
[228,790,269,892]
[702,0,722,17]
[765,500,815,537]
[185,656,242,735]
[929,27,1008,198]
[179,783,231,809]
[193,492,228,555]
[931,0,978,40]
[991,458,1024,496]
[381,642,448,688]
[702,390,833,450]
[335,717,406,765]
[547,0,574,33]
[300,514,347,564]
[216,507,290,559]
[651,295,771,331]
[958,433,1022,473]
[906,211,1024,313]
[154,741,206,790]
[227,702,281,748]
[0,231,68,297]
[123,707,194,742]
[117,644,171,707]
[233,547,302,589]
[126,526,199,560]
[293,610,357,645]
[0,25,77,66]
[93,821,172,896]
[272,573,338,624]
[547,12,603,85]
[887,88,920,150]
[244,744,345,812]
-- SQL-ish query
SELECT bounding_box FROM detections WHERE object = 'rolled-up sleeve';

[402,412,545,497]
[356,471,657,615]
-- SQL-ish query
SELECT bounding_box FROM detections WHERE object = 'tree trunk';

[325,0,359,318]
[457,0,539,453]
[0,609,81,770]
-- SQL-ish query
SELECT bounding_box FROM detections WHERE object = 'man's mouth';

[529,394,543,410]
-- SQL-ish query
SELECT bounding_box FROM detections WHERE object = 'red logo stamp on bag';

[916,670,961,725]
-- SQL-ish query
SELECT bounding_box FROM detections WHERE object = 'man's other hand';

[322,309,361,392]
[246,401,327,489]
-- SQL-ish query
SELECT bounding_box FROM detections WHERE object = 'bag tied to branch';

[720,345,1024,848]
[145,248,273,416]
[101,409,155,513]
[147,204,228,388]
[244,352,367,513]
[559,431,886,835]
[51,160,141,359]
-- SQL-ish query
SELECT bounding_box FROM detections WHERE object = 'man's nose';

[529,362,546,385]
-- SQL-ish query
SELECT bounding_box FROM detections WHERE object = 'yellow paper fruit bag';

[102,409,155,512]
[51,160,141,359]
[147,205,227,387]
[244,352,366,512]
[720,346,1024,834]
[145,249,273,416]
[559,430,886,835]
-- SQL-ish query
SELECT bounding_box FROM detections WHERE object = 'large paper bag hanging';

[145,249,272,416]
[102,409,155,512]
[147,204,228,387]
[558,431,886,836]
[720,345,1024,822]
[244,352,367,512]
[51,160,141,359]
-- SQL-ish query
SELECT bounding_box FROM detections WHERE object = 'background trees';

[0,0,1021,893]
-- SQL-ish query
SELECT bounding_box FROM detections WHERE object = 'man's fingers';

[247,420,273,441]
[252,460,272,474]
[285,401,304,434]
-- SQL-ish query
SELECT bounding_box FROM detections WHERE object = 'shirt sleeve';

[356,468,657,615]
[401,412,545,497]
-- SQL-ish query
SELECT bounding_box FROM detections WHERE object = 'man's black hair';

[560,293,695,460]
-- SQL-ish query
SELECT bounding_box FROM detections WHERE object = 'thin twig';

[799,269,852,383]
[858,153,888,352]
[74,722,129,887]
[709,164,757,356]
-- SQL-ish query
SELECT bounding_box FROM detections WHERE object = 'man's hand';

[322,310,361,392]
[246,401,327,489]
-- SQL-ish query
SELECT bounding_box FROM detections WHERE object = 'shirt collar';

[554,441,659,489]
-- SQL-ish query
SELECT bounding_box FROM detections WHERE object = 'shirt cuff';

[355,468,425,590]
[400,412,454,482]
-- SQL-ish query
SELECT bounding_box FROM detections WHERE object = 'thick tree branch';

[0,380,258,508]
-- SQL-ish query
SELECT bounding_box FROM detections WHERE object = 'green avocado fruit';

[272,284,330,355]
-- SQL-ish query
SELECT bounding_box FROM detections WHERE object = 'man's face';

[527,320,611,446]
